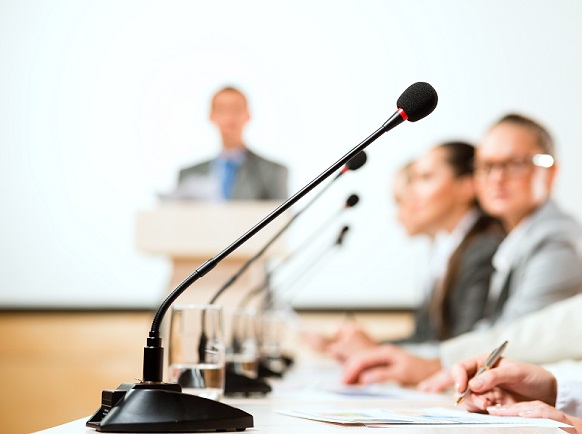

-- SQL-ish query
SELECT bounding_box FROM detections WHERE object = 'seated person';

[176,86,288,201]
[324,141,505,361]
[445,354,582,433]
[341,113,582,386]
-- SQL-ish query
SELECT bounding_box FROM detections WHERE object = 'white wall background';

[1,0,582,309]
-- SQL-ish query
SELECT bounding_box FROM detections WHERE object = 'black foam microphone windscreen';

[397,82,438,122]
[346,151,367,171]
[346,194,359,208]
[336,225,350,246]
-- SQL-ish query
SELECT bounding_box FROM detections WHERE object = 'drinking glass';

[168,304,225,400]
[259,309,286,374]
[227,308,259,378]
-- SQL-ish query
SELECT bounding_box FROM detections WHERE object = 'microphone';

[344,193,359,208]
[237,195,359,311]
[212,193,359,306]
[86,82,437,433]
[342,151,367,174]
[264,225,351,310]
[336,224,350,246]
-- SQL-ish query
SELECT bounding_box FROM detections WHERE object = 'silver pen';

[456,340,508,405]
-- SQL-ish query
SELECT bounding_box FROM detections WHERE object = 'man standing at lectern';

[177,86,288,201]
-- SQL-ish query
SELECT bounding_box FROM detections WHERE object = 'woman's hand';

[342,344,441,385]
[449,354,557,412]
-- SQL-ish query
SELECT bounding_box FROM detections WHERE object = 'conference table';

[36,357,565,434]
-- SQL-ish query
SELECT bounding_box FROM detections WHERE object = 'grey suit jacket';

[401,214,505,343]
[483,199,582,326]
[178,150,288,201]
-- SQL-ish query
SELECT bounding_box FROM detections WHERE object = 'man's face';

[209,90,250,146]
[475,122,555,229]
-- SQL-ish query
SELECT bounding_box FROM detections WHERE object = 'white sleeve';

[545,361,582,418]
[556,380,582,418]
[440,295,582,368]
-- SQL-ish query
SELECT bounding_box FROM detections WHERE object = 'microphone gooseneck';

[143,82,437,383]
[264,224,351,310]
[213,192,359,307]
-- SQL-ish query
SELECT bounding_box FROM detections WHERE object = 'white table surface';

[35,358,565,434]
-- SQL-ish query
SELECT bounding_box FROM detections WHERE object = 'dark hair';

[428,141,505,340]
[493,113,555,157]
[436,141,475,177]
[435,141,478,210]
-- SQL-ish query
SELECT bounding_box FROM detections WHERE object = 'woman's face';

[408,147,474,236]
[392,166,417,234]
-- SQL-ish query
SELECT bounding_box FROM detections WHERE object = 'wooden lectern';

[135,201,288,307]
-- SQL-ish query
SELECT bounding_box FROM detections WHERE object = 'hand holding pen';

[447,346,561,417]
[455,341,508,406]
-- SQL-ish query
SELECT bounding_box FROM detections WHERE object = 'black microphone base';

[86,382,253,432]
[282,353,295,368]
[257,359,283,378]
[258,353,295,378]
[224,369,272,396]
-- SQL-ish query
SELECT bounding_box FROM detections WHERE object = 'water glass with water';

[168,304,225,400]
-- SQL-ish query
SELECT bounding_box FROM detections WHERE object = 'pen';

[455,340,508,406]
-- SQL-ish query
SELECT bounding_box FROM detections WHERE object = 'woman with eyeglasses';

[315,142,505,363]
[339,114,582,387]
[472,113,582,325]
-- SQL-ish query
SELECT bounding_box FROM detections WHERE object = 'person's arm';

[342,344,441,386]
[439,294,582,368]
[299,319,378,361]
[326,322,378,362]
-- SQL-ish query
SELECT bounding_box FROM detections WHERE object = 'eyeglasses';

[474,154,554,177]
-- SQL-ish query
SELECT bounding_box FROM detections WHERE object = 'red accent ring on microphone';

[398,108,408,121]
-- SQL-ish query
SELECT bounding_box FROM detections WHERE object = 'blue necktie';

[222,159,238,200]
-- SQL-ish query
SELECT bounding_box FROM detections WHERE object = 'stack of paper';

[277,406,570,428]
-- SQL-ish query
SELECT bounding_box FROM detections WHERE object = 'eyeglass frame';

[473,153,554,177]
